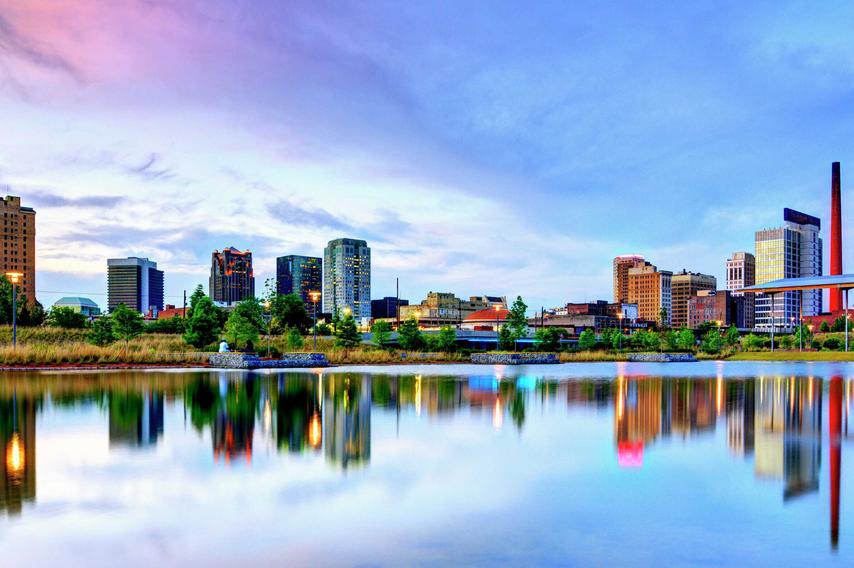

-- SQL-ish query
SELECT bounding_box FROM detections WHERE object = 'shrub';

[47,306,88,329]
[397,318,425,350]
[578,329,596,351]
[823,336,842,351]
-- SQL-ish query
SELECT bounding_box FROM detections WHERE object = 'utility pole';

[396,277,400,329]
[182,289,187,319]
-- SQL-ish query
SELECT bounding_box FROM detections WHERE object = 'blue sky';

[0,1,853,311]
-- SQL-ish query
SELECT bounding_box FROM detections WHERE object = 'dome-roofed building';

[462,308,509,331]
[52,296,101,317]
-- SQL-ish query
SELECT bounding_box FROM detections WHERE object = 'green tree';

[498,325,515,350]
[397,317,425,350]
[371,320,392,348]
[612,331,627,350]
[534,327,563,351]
[286,327,304,350]
[268,289,312,332]
[676,328,696,351]
[183,289,223,349]
[725,325,740,347]
[505,296,529,347]
[742,333,765,351]
[225,298,264,350]
[47,306,87,329]
[335,313,362,348]
[823,336,842,351]
[434,325,458,352]
[578,329,596,351]
[634,329,661,351]
[794,324,811,347]
[315,322,333,336]
[664,330,679,351]
[659,306,669,328]
[111,303,145,348]
[832,316,847,332]
[701,330,724,354]
[0,275,21,325]
[88,317,115,346]
[820,321,830,333]
[146,316,185,334]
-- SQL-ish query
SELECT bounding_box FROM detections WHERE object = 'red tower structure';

[830,162,843,312]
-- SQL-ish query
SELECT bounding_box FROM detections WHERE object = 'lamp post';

[263,300,272,357]
[617,312,623,351]
[494,304,502,351]
[5,272,22,349]
[309,291,321,351]
[808,324,813,350]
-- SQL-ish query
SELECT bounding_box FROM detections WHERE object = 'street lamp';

[617,312,624,351]
[309,291,321,351]
[494,304,502,351]
[5,272,22,348]
[263,300,272,357]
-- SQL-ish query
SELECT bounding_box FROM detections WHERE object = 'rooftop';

[741,274,854,294]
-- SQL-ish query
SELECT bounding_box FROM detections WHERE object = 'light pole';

[617,312,623,351]
[5,272,22,349]
[263,300,272,357]
[494,304,502,351]
[309,291,321,351]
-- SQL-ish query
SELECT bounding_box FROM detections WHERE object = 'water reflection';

[0,368,852,556]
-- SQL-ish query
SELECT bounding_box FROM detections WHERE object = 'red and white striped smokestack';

[829,162,843,312]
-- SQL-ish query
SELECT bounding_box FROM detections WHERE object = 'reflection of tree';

[1,395,39,516]
[213,379,260,464]
[324,375,371,469]
[185,377,221,432]
[509,391,526,431]
[109,390,164,448]
[276,378,321,453]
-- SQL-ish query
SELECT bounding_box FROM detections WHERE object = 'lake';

[1,361,852,566]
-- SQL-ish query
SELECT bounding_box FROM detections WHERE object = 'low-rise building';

[461,308,509,331]
[687,290,747,329]
[371,296,409,319]
[52,296,101,317]
[399,292,505,328]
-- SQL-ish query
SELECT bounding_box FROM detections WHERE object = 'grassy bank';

[728,351,854,362]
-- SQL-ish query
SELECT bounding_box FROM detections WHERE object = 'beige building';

[613,255,646,303]
[627,263,672,325]
[670,270,716,329]
[399,292,505,328]
[1,195,36,304]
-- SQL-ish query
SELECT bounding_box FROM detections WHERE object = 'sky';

[1,0,853,312]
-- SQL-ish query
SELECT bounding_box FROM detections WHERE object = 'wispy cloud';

[27,190,126,208]
[0,14,82,81]
[268,198,354,232]
[124,153,175,181]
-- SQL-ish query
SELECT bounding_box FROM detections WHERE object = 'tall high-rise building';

[755,209,823,330]
[726,252,756,329]
[276,255,322,311]
[627,262,672,325]
[0,195,36,304]
[670,270,716,329]
[323,238,371,318]
[613,255,646,303]
[107,257,164,314]
[210,247,254,305]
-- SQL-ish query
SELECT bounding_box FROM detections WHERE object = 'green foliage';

[742,333,765,351]
[664,330,679,351]
[371,320,392,348]
[183,289,223,349]
[335,313,362,348]
[315,322,333,336]
[146,316,185,334]
[612,331,627,350]
[578,329,596,351]
[88,317,115,346]
[659,306,668,328]
[820,321,830,333]
[793,324,811,347]
[534,327,563,351]
[286,327,304,350]
[505,296,529,342]
[225,298,264,349]
[676,328,696,351]
[634,329,661,351]
[397,317,425,350]
[434,325,458,352]
[832,316,847,333]
[269,292,312,333]
[0,275,26,325]
[17,298,46,327]
[498,325,515,350]
[823,336,842,351]
[47,306,87,329]
[725,325,740,347]
[701,330,724,354]
[111,304,145,346]
[779,334,795,350]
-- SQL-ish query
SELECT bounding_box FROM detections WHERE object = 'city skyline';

[0,2,853,311]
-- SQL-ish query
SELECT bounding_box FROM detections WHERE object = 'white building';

[726,251,756,329]
[323,238,371,319]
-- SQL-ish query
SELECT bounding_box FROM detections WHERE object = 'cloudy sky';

[1,1,853,311]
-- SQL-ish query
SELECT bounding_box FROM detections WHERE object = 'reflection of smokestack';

[829,376,842,550]
[830,162,843,312]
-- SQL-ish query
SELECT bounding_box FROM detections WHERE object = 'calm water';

[1,361,853,567]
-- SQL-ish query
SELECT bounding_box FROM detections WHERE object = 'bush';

[534,327,563,351]
[820,321,831,333]
[577,329,596,351]
[398,318,425,350]
[47,306,88,329]
[88,317,114,346]
[742,333,765,351]
[823,336,842,351]
[286,327,304,350]
[371,320,392,348]
[334,314,362,349]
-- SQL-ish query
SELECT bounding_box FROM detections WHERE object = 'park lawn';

[728,351,854,361]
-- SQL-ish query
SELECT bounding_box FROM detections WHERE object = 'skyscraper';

[276,255,322,311]
[627,262,672,325]
[323,238,371,319]
[755,209,822,330]
[726,252,755,329]
[670,270,716,329]
[613,255,646,303]
[107,257,164,314]
[0,195,36,304]
[210,247,254,305]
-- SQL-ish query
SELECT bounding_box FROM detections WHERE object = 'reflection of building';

[670,380,716,437]
[324,377,371,468]
[754,377,822,500]
[1,396,37,516]
[615,378,663,467]
[726,380,755,456]
[109,391,164,448]
[213,380,259,464]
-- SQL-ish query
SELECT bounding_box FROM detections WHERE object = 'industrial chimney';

[829,162,843,312]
